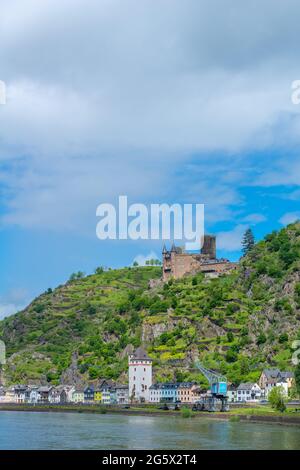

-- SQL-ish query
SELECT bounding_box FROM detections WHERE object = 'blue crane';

[194,360,229,412]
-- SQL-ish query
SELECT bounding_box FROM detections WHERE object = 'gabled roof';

[161,382,180,390]
[177,382,196,388]
[14,384,28,391]
[262,369,280,379]
[37,386,53,393]
[263,369,294,381]
[131,347,151,361]
[115,384,128,390]
[280,371,294,379]
[98,379,115,391]
[277,378,287,384]
[149,383,162,390]
[237,382,256,391]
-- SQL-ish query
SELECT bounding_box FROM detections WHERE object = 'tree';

[256,332,266,345]
[133,261,139,267]
[242,228,255,255]
[69,271,85,281]
[95,266,104,275]
[268,386,287,412]
[227,331,234,343]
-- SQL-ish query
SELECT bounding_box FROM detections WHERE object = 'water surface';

[0,411,299,450]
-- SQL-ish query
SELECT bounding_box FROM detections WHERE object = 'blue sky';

[1,0,300,317]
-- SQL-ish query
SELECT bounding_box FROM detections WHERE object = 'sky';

[1,0,300,318]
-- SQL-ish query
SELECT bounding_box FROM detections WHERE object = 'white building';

[236,383,262,402]
[227,386,237,403]
[129,347,152,403]
[72,389,84,403]
[265,379,288,398]
[115,385,129,404]
[149,384,162,403]
[28,387,40,404]
[13,385,29,403]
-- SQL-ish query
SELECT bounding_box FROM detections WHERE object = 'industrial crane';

[194,360,229,412]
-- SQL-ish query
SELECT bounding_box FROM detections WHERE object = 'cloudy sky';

[1,0,300,318]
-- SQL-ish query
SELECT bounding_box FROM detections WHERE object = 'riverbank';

[1,403,300,426]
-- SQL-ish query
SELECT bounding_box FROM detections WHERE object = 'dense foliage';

[1,222,300,387]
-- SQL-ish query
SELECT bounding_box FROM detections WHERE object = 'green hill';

[1,222,300,388]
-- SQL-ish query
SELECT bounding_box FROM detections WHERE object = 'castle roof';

[131,347,151,361]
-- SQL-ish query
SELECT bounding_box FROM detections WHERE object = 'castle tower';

[162,244,172,281]
[128,347,152,403]
[201,234,216,259]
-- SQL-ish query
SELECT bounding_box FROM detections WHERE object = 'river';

[0,411,299,449]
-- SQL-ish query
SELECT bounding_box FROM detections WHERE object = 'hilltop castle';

[162,235,236,281]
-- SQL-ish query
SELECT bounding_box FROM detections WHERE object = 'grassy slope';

[1,222,300,387]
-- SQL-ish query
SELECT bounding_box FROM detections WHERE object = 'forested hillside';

[1,222,300,388]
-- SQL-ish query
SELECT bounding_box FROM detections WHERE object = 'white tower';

[128,347,152,403]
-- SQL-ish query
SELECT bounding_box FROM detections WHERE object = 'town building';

[29,386,40,404]
[115,385,129,404]
[227,385,237,403]
[37,386,53,403]
[49,386,65,404]
[236,383,262,402]
[72,388,84,403]
[265,378,289,398]
[129,347,152,403]
[160,383,180,403]
[94,388,102,403]
[84,385,94,403]
[3,387,15,403]
[259,369,294,394]
[149,383,162,403]
[14,385,30,403]
[178,382,200,403]
[162,235,236,281]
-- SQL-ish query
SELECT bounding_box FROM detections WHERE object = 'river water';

[0,411,299,450]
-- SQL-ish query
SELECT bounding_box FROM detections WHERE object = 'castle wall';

[162,252,236,281]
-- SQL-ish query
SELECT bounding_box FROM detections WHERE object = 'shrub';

[33,303,45,314]
[181,406,194,418]
[225,349,238,363]
[257,333,266,345]
[268,386,287,412]
[278,333,288,343]
[227,332,234,343]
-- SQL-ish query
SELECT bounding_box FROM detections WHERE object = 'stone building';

[162,234,236,281]
[128,347,152,403]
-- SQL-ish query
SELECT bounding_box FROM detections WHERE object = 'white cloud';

[279,212,300,226]
[133,251,159,266]
[242,213,267,224]
[1,0,300,233]
[0,288,29,319]
[217,224,248,252]
[0,303,26,320]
